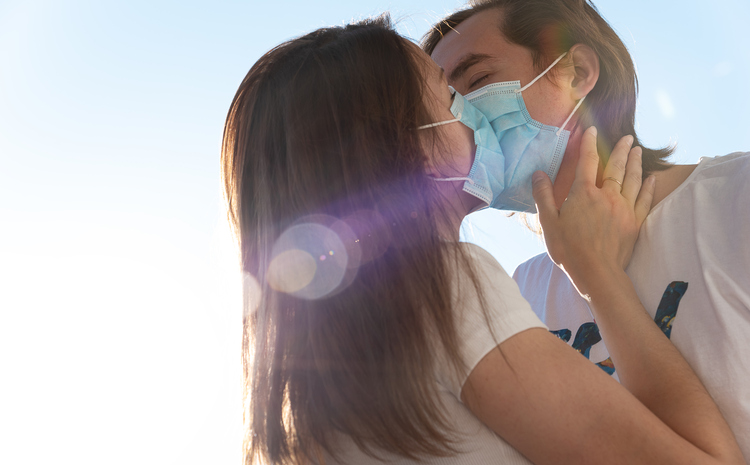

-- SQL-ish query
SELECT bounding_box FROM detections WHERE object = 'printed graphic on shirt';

[654,281,688,339]
[549,281,688,376]
[550,329,571,342]
[596,357,615,375]
[557,323,615,374]
[572,322,602,359]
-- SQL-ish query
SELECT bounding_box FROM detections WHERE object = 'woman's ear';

[567,44,600,100]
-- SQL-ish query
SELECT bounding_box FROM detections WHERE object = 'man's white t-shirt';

[514,152,750,460]
[323,244,546,464]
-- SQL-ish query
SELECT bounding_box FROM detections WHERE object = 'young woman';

[221,15,744,465]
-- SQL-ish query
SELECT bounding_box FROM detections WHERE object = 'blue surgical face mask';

[418,52,584,212]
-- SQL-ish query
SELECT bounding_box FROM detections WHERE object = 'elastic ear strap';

[517,52,569,93]
[556,95,586,136]
[417,118,461,130]
[430,176,475,185]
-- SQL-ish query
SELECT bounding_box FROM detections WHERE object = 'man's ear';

[567,44,600,100]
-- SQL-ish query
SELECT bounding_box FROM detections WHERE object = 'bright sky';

[1,1,748,464]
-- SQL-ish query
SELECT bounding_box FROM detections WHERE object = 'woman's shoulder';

[438,241,546,397]
[445,243,548,333]
[451,242,509,278]
[443,242,535,315]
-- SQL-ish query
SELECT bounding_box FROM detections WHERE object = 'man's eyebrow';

[448,53,493,82]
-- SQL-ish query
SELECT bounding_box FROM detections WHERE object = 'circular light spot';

[267,249,317,294]
[269,222,349,300]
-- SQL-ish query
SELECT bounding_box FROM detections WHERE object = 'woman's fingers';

[532,170,558,227]
[532,170,566,265]
[634,175,656,227]
[601,134,634,194]
[575,126,601,186]
[621,146,643,206]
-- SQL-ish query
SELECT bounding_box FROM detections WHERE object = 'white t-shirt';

[322,243,546,464]
[513,152,750,460]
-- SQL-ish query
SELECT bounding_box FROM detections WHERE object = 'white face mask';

[419,52,584,212]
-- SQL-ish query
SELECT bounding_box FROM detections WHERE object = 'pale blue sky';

[1,1,748,464]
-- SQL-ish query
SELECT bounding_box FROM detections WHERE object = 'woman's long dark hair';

[222,15,475,464]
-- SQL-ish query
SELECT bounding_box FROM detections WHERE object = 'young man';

[424,0,749,459]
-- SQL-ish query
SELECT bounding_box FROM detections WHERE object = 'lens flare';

[267,249,317,294]
[268,222,349,300]
[342,209,392,265]
[330,219,361,270]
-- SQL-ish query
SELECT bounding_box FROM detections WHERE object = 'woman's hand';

[518,127,744,464]
[531,126,655,298]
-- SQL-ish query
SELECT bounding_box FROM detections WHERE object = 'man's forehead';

[430,9,506,70]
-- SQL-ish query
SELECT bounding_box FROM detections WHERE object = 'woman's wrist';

[566,263,629,302]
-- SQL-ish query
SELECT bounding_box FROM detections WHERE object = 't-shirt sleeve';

[438,243,547,399]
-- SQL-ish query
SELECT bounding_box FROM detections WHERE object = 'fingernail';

[647,175,656,186]
[625,135,634,146]
[532,171,544,184]
[588,126,598,137]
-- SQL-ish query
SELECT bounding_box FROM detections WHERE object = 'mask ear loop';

[417,118,461,130]
[510,51,586,137]
[515,52,568,93]
[430,176,475,184]
[556,95,585,136]
[418,86,461,130]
